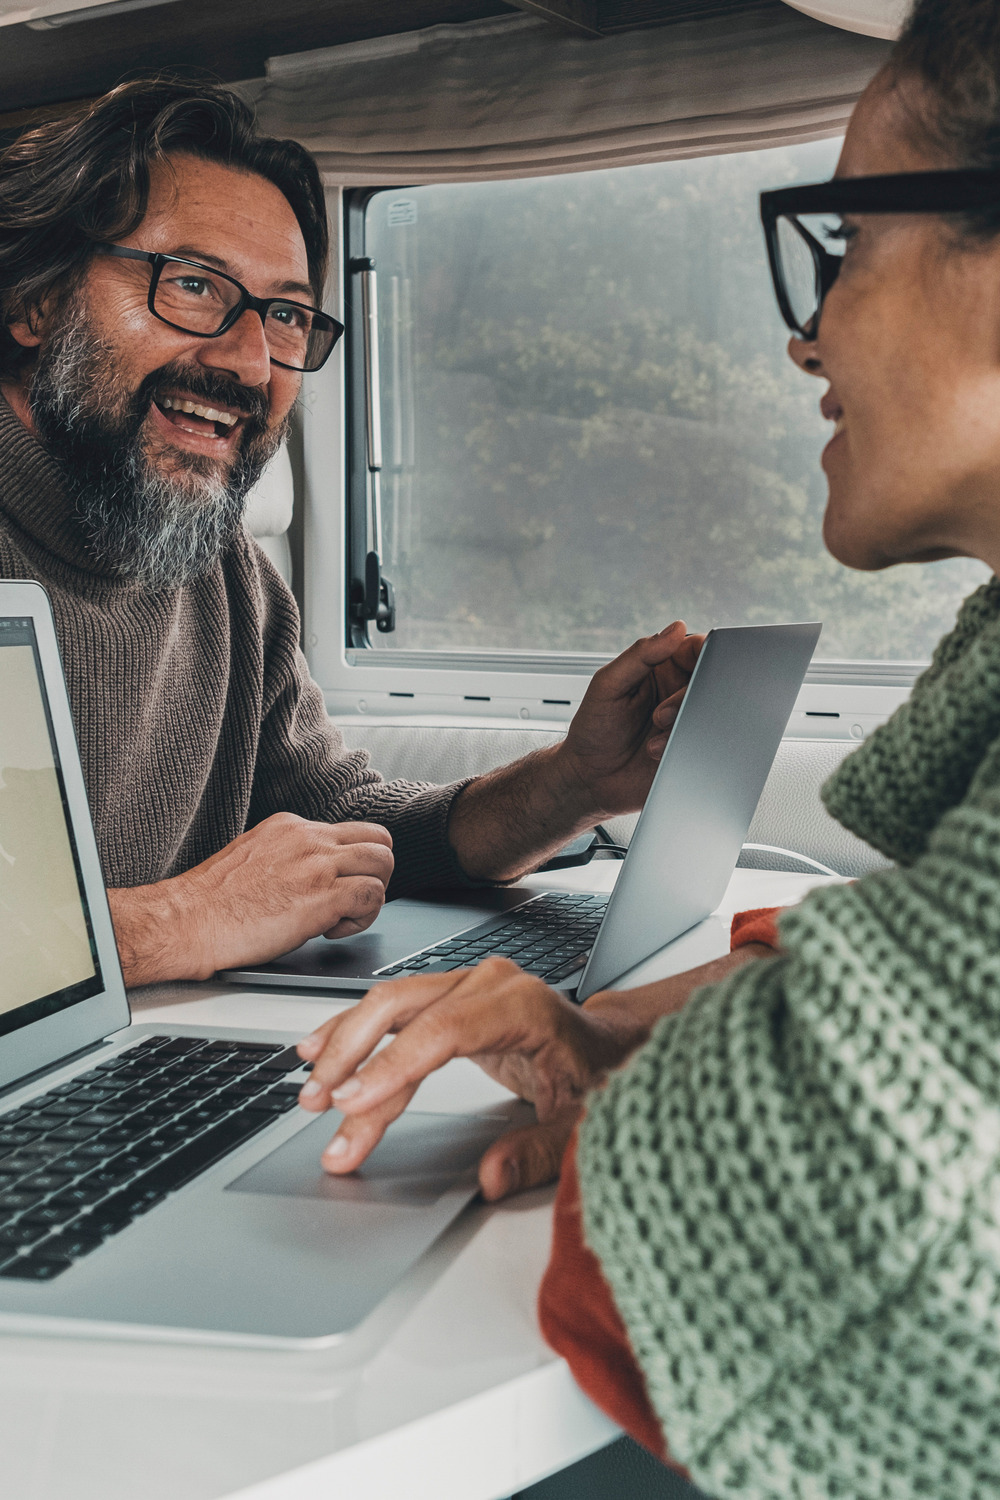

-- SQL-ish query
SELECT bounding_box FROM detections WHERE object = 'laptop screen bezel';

[0,580,129,1093]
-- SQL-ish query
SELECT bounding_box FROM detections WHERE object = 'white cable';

[741,843,841,879]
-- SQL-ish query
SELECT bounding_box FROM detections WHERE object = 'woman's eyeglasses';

[760,169,1000,340]
[98,245,344,373]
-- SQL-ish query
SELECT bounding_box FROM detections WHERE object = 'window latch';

[351,256,396,634]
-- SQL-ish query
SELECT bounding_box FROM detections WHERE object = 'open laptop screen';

[0,616,103,1035]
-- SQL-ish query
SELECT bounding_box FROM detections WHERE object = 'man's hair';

[0,76,329,381]
[890,0,1000,233]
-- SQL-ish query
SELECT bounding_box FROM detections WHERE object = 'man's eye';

[173,277,211,296]
[268,304,308,330]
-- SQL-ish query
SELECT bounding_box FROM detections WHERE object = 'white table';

[2,868,839,1500]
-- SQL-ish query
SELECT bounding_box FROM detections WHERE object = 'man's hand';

[447,621,706,882]
[294,944,769,1200]
[556,620,706,819]
[109,813,394,986]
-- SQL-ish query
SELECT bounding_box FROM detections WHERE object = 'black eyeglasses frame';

[760,168,1000,340]
[97,244,344,372]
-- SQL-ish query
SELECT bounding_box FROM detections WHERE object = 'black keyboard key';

[75,1109,124,1129]
[0,1188,45,1212]
[0,1257,71,1281]
[82,1165,135,1192]
[37,1099,93,1120]
[23,1201,83,1229]
[168,1086,209,1105]
[265,1047,311,1074]
[226,1078,271,1099]
[0,1126,42,1150]
[55,1139,124,1164]
[39,1231,103,1262]
[49,1181,108,1210]
[20,1171,73,1195]
[178,1105,231,1131]
[152,1038,205,1057]
[262,1084,304,1106]
[86,1203,136,1237]
[544,953,592,982]
[0,1221,52,1249]
[243,1093,296,1116]
[54,1152,104,1175]
[0,1107,38,1125]
[61,1085,121,1105]
[0,1142,69,1170]
[46,1123,101,1145]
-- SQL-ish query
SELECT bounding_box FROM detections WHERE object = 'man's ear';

[6,309,44,350]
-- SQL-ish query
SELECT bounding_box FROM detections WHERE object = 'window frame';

[299,184,927,745]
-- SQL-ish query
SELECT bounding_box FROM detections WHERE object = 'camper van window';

[344,138,988,670]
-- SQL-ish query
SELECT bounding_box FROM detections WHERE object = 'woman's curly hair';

[891,0,1000,234]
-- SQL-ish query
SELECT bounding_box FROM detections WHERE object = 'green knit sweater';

[578,578,1000,1500]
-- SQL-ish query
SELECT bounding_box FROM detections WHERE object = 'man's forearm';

[448,744,601,881]
[107,880,206,987]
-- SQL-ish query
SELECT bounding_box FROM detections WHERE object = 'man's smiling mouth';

[154,392,247,440]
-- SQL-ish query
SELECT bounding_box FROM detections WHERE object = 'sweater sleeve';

[821,576,1000,864]
[247,553,475,895]
[574,754,1000,1500]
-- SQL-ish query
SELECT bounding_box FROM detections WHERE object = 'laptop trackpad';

[228,1110,509,1207]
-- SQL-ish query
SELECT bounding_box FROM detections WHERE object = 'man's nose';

[197,307,271,388]
[787,334,825,377]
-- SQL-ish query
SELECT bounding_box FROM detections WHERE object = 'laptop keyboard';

[376,891,610,983]
[0,1035,305,1283]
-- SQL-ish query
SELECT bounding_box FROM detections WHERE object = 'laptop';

[223,620,821,1003]
[0,578,527,1347]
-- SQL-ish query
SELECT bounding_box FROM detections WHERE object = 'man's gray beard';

[29,312,285,591]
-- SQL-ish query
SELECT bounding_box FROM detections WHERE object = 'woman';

[297,1,1000,1492]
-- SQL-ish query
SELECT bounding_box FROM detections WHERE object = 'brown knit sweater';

[0,396,468,893]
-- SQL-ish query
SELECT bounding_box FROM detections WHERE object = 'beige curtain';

[243,3,890,186]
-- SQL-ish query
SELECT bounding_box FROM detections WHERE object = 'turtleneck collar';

[0,391,130,584]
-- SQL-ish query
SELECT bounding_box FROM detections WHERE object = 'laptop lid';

[575,621,820,1000]
[0,581,129,1091]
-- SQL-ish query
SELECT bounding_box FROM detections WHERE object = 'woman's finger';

[319,1082,420,1174]
[477,1111,581,1201]
[296,967,477,1106]
[317,958,539,1114]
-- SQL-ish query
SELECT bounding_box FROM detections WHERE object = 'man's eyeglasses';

[760,169,1000,340]
[98,245,344,373]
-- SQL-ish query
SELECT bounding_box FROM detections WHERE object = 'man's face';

[15,152,311,588]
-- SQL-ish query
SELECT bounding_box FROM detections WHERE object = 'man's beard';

[29,307,287,591]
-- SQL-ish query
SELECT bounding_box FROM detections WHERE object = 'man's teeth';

[833,417,846,437]
[159,396,239,427]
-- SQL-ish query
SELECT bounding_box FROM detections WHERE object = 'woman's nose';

[787,335,825,377]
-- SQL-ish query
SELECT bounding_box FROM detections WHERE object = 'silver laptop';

[224,621,821,1003]
[0,579,525,1347]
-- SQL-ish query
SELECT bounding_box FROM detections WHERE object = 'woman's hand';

[296,958,647,1197]
[296,945,771,1200]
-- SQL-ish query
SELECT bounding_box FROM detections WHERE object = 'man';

[0,78,698,987]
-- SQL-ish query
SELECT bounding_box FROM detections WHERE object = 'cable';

[741,843,840,878]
